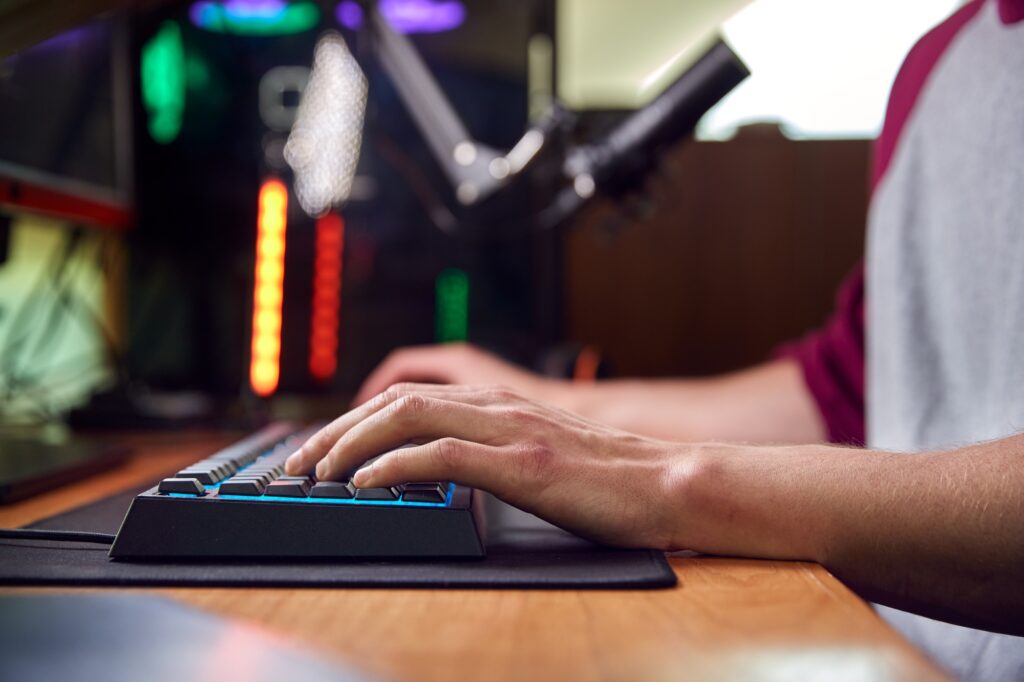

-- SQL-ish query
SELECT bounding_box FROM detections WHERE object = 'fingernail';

[353,465,374,487]
[315,461,327,479]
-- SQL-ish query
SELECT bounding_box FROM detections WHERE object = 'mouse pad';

[0,484,676,589]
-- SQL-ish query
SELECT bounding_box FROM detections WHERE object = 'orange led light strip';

[308,212,344,381]
[249,179,288,397]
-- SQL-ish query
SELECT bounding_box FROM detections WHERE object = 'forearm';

[543,358,825,444]
[676,438,1024,634]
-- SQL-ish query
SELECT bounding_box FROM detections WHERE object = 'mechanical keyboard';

[109,423,485,559]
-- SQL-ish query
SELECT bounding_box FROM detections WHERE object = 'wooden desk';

[0,433,949,681]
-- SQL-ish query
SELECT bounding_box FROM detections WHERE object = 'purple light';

[223,0,287,17]
[336,0,466,34]
[24,26,94,53]
[337,2,364,29]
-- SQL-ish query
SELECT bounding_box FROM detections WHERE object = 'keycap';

[231,473,273,485]
[175,469,221,485]
[402,483,447,503]
[353,486,399,501]
[278,475,314,484]
[245,467,282,480]
[158,478,206,495]
[310,481,355,499]
[265,480,311,497]
[217,480,265,496]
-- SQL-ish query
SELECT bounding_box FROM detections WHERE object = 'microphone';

[541,39,749,229]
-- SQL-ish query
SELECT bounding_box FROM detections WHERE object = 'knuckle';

[501,406,542,428]
[490,386,518,402]
[434,437,464,468]
[509,441,554,482]
[391,393,429,420]
[387,347,410,362]
[375,386,401,409]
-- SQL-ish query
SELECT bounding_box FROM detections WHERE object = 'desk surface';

[0,433,949,682]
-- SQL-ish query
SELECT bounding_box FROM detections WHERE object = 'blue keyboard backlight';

[166,482,454,507]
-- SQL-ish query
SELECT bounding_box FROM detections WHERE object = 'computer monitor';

[0,18,133,230]
[0,19,134,501]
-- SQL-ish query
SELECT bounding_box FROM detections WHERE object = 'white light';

[573,173,595,199]
[453,141,477,166]
[489,157,511,179]
[505,129,545,174]
[285,32,368,216]
[456,182,479,205]
[698,0,962,140]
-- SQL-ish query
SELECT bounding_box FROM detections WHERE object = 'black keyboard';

[109,423,485,559]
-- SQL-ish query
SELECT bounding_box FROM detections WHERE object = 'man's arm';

[286,384,1024,636]
[355,344,826,443]
[676,437,1024,635]
[552,359,825,444]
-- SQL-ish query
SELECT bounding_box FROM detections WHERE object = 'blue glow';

[219,490,450,507]
[163,434,455,507]
[189,0,320,35]
[168,482,454,507]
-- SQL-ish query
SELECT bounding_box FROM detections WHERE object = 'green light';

[191,2,320,36]
[140,21,186,144]
[186,54,211,91]
[435,268,470,343]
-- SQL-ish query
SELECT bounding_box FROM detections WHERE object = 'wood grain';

[1,434,949,682]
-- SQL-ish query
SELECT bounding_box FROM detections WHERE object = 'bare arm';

[356,344,825,443]
[287,385,1024,635]
[682,437,1024,634]
[553,359,825,443]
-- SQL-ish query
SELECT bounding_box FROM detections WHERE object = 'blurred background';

[0,0,963,431]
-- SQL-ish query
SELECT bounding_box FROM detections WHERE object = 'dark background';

[0,0,869,411]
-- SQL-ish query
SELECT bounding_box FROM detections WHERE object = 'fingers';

[313,395,520,481]
[353,438,550,499]
[285,383,517,476]
[352,438,506,491]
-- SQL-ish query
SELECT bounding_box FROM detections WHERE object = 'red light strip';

[0,174,132,230]
[308,212,344,382]
[249,179,288,397]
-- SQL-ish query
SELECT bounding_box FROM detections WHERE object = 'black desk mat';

[0,484,676,589]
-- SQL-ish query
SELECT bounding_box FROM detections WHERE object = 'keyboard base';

[109,486,485,560]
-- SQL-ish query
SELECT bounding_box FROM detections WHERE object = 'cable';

[0,528,115,545]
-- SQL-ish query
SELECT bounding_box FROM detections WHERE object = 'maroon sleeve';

[775,263,865,445]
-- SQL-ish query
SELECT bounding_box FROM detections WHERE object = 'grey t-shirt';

[867,2,1024,679]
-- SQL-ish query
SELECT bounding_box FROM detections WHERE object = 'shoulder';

[873,1,988,188]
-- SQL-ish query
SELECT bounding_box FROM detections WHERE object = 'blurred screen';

[0,21,127,201]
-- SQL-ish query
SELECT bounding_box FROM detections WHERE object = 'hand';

[353,343,564,407]
[285,383,690,549]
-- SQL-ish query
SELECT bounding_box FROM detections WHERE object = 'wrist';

[657,443,731,552]
[661,443,833,561]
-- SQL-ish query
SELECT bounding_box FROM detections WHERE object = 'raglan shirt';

[781,1,1024,679]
